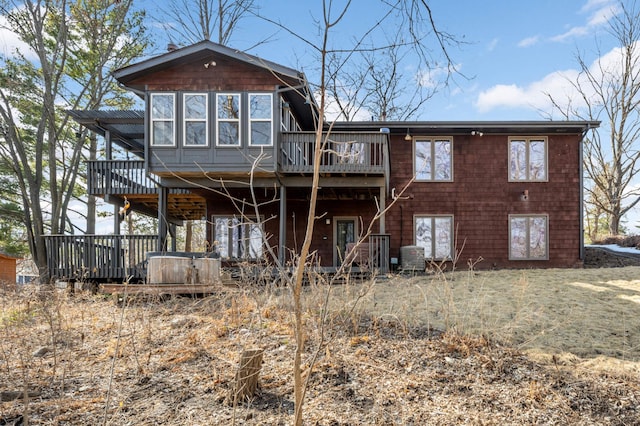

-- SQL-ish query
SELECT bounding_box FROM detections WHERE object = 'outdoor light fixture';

[326,218,331,225]
[471,130,484,137]
[521,190,529,201]
[404,129,412,141]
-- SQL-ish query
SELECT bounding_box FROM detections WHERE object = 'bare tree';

[319,3,460,121]
[0,0,146,278]
[162,0,257,45]
[548,1,640,235]
[256,2,461,424]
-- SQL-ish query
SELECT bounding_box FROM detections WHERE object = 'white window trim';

[249,93,273,146]
[216,93,241,147]
[508,136,548,182]
[150,93,176,147]
[508,214,549,260]
[413,136,454,182]
[414,214,454,260]
[183,93,209,147]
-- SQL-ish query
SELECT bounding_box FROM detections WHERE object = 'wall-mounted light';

[204,60,217,68]
[521,189,529,201]
[404,128,412,141]
[325,218,331,225]
[471,130,484,137]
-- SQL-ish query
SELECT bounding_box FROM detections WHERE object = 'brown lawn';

[1,265,639,425]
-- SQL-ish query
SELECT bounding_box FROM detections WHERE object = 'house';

[44,40,599,283]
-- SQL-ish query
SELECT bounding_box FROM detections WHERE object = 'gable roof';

[113,40,306,90]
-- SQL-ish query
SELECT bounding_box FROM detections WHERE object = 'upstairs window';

[216,93,240,146]
[415,215,454,260]
[183,93,208,146]
[150,93,175,146]
[213,216,264,259]
[509,215,548,260]
[414,137,453,181]
[509,137,547,181]
[249,93,273,146]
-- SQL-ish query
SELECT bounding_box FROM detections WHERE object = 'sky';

[141,0,622,122]
[0,0,621,121]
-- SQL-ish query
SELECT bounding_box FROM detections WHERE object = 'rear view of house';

[44,41,599,283]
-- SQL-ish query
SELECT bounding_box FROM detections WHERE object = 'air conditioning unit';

[400,246,425,271]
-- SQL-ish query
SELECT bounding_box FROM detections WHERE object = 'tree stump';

[227,348,264,405]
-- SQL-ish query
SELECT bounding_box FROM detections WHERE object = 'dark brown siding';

[204,189,378,267]
[385,133,582,269]
[129,57,284,92]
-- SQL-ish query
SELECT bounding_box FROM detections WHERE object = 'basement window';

[509,214,548,260]
[212,216,264,259]
[415,215,453,260]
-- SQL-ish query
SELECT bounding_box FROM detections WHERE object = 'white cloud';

[0,13,37,60]
[518,36,539,48]
[474,41,636,116]
[487,38,499,52]
[475,69,581,114]
[551,0,619,43]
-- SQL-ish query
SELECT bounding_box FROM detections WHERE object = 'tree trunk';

[227,348,264,405]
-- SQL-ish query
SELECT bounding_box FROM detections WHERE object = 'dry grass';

[0,266,639,425]
[365,267,640,366]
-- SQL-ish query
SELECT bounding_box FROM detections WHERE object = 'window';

[414,138,453,181]
[216,93,240,146]
[415,215,453,259]
[212,216,263,259]
[509,137,547,181]
[183,93,208,146]
[150,93,175,146]
[249,93,273,146]
[509,215,548,260]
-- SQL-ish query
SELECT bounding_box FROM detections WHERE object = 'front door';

[334,218,357,266]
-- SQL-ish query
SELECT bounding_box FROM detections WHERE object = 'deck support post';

[158,186,169,252]
[279,185,287,265]
[379,185,386,234]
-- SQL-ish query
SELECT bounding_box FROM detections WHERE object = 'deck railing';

[369,234,391,273]
[87,160,156,196]
[280,132,388,174]
[44,234,158,282]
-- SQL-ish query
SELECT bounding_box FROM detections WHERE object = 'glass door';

[335,218,357,266]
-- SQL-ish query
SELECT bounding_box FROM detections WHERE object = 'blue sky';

[0,0,620,121]
[199,0,619,122]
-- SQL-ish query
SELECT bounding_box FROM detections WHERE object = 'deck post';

[158,186,169,252]
[379,185,386,233]
[279,185,287,265]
